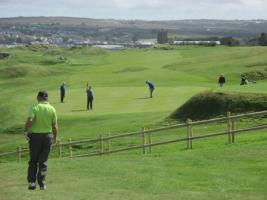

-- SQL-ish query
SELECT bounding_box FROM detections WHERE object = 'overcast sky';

[0,0,267,20]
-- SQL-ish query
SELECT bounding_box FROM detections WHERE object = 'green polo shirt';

[28,101,57,133]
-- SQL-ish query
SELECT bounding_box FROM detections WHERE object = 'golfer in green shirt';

[24,91,58,190]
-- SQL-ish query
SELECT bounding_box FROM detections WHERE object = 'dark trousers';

[149,88,154,98]
[27,134,53,187]
[87,98,93,110]
[60,92,65,103]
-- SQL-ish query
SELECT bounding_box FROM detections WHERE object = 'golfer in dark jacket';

[146,80,155,98]
[218,74,226,87]
[24,91,58,190]
[60,82,66,103]
[86,86,94,110]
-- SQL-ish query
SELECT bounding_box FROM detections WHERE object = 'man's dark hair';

[37,91,48,100]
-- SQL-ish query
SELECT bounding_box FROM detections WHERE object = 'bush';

[154,45,175,50]
[220,37,240,46]
[0,52,10,59]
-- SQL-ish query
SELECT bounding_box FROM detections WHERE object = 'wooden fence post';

[68,138,73,158]
[17,146,22,162]
[99,135,104,155]
[231,119,235,143]
[187,119,193,149]
[107,132,111,153]
[57,139,62,158]
[227,112,232,144]
[142,127,146,154]
[148,132,152,154]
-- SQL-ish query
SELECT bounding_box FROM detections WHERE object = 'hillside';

[0,17,267,45]
[1,17,267,34]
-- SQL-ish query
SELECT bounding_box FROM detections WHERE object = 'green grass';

[1,132,267,200]
[0,45,267,199]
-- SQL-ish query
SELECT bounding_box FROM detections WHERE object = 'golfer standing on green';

[24,91,58,190]
[145,80,155,98]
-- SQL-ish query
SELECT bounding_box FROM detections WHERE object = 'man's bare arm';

[24,117,33,140]
[24,117,33,132]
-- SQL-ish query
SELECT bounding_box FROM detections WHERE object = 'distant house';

[157,30,168,44]
[137,40,155,45]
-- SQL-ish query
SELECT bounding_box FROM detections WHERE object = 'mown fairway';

[0,45,267,199]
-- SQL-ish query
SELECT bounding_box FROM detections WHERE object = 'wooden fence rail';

[1,110,267,161]
[72,124,267,158]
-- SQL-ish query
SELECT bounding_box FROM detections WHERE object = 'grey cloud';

[0,0,267,19]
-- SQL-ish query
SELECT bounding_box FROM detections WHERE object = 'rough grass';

[0,64,57,78]
[24,44,56,52]
[39,58,65,65]
[67,45,107,55]
[241,70,267,81]
[114,66,147,73]
[170,91,267,120]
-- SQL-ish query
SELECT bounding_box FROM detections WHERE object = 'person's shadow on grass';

[136,97,151,100]
[71,109,88,112]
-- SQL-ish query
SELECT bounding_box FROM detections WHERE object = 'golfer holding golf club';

[24,91,58,190]
[146,80,155,98]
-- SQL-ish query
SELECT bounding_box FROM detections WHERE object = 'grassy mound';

[170,91,267,121]
[241,70,267,81]
[0,64,56,79]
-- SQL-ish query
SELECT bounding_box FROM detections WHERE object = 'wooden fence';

[1,110,267,161]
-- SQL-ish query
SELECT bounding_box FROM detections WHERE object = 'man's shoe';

[40,185,46,190]
[28,182,36,190]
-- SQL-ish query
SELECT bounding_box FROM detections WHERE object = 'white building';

[173,41,220,45]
